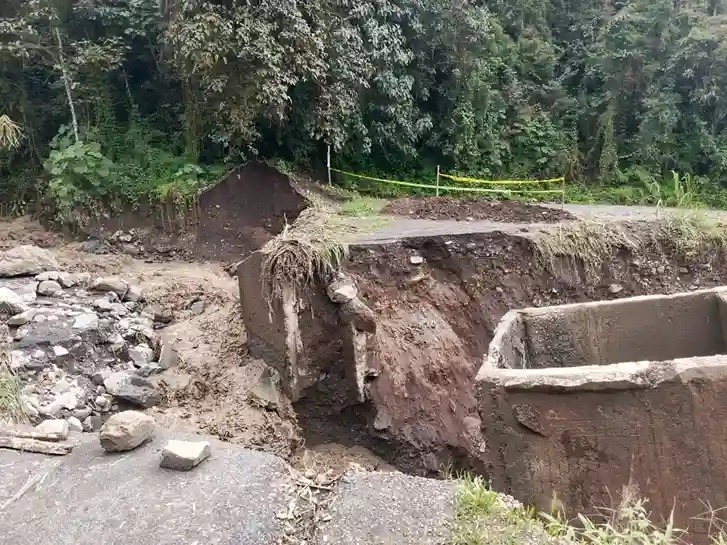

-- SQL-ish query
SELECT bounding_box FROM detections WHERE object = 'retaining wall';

[478,288,727,540]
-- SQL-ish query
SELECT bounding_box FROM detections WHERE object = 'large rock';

[160,440,211,471]
[91,277,130,297]
[37,280,63,297]
[99,410,155,452]
[0,245,58,277]
[0,287,28,315]
[104,371,161,408]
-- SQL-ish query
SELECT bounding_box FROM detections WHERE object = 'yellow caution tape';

[330,169,564,195]
[439,172,565,185]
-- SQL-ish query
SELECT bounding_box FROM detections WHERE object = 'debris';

[34,419,70,440]
[0,287,27,316]
[0,245,58,277]
[0,436,72,455]
[160,439,211,470]
[99,410,155,452]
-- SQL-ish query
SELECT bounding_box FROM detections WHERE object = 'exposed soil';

[56,161,308,263]
[382,196,575,223]
[292,226,727,476]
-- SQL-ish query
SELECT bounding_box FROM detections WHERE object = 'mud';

[382,197,574,223]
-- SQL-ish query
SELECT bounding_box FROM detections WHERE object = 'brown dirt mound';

[69,161,309,263]
[382,197,574,223]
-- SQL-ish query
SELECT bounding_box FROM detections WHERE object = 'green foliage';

[6,0,727,212]
[45,136,116,214]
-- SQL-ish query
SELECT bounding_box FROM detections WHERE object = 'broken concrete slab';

[160,439,211,470]
[0,432,288,545]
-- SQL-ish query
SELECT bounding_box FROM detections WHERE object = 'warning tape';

[439,172,565,185]
[330,169,564,195]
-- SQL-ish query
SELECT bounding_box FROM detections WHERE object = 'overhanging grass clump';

[533,211,727,280]
[260,205,350,312]
[534,219,638,281]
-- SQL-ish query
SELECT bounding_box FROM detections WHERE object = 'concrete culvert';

[479,287,727,542]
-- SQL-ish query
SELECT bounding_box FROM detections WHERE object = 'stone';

[51,380,72,395]
[0,245,59,277]
[91,276,130,297]
[82,415,103,432]
[143,304,173,324]
[136,363,160,378]
[73,407,92,420]
[158,339,179,370]
[73,313,99,330]
[339,297,377,333]
[409,255,425,265]
[104,371,161,408]
[160,440,211,471]
[108,303,128,317]
[58,272,90,288]
[52,345,70,359]
[35,271,59,282]
[99,410,155,453]
[326,276,359,304]
[92,298,113,312]
[39,391,79,416]
[7,309,35,326]
[129,344,154,366]
[35,419,69,440]
[91,368,111,386]
[249,369,280,410]
[125,285,144,303]
[10,350,30,371]
[37,280,63,297]
[95,395,112,412]
[189,300,205,315]
[608,283,623,294]
[0,287,28,315]
[67,416,83,433]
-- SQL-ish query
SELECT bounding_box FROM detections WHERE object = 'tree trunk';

[54,28,79,143]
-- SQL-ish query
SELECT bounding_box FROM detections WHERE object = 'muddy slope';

[298,229,727,475]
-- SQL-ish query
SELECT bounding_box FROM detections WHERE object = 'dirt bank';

[288,223,727,474]
[382,197,574,223]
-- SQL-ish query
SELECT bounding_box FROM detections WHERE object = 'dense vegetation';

[3,0,727,214]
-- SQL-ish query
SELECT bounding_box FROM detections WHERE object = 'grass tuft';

[651,211,727,262]
[534,219,637,281]
[0,323,27,424]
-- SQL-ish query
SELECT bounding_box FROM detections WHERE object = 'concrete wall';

[477,356,727,540]
[514,288,727,369]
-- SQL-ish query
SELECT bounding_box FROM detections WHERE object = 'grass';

[451,476,727,545]
[259,192,389,312]
[340,196,389,218]
[532,210,727,280]
[0,323,27,424]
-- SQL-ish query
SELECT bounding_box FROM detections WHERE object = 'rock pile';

[0,245,177,433]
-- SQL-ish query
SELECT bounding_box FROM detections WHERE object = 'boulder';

[91,277,129,298]
[99,410,155,452]
[0,245,58,277]
[37,280,63,297]
[104,371,160,408]
[7,309,35,326]
[0,287,28,315]
[160,440,211,470]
